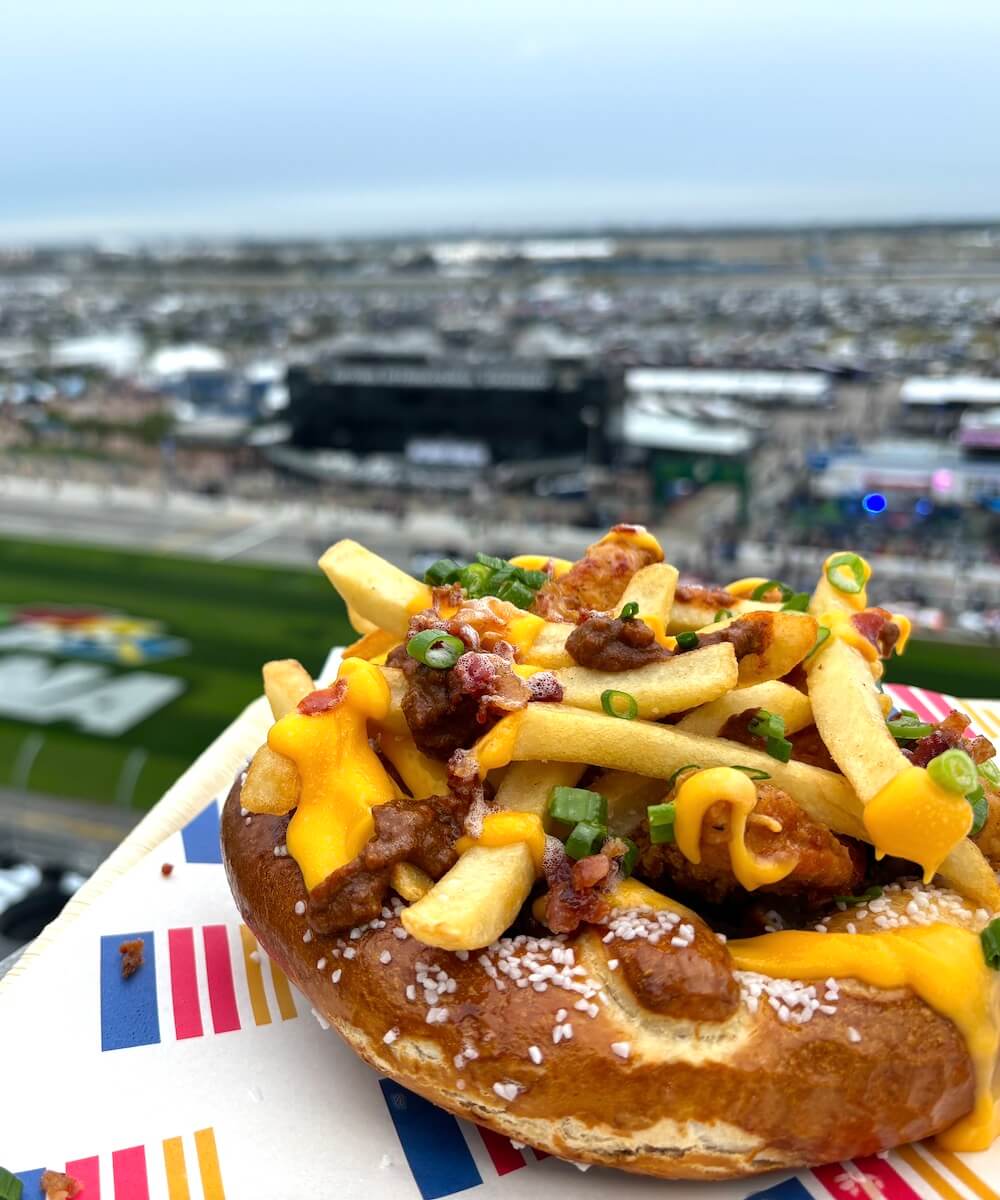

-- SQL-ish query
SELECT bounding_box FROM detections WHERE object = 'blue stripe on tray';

[181,800,223,864]
[100,930,161,1051]
[16,1169,47,1192]
[379,1079,482,1200]
[748,1178,814,1200]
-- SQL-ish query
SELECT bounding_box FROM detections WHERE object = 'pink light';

[931,468,954,493]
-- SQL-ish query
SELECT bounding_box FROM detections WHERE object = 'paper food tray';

[3,667,1000,1200]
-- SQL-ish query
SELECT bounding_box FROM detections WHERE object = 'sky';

[1,0,999,241]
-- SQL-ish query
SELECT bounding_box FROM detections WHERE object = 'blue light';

[862,492,887,514]
[914,498,933,517]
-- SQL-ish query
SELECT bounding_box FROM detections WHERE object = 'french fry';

[390,862,433,903]
[692,611,818,686]
[677,680,813,738]
[524,622,577,668]
[495,760,584,821]
[377,667,410,736]
[550,643,738,720]
[400,842,536,950]
[587,769,669,835]
[262,659,315,719]
[319,540,431,637]
[667,596,777,633]
[343,627,400,662]
[379,731,450,798]
[347,605,379,635]
[618,562,679,622]
[475,704,867,840]
[242,744,300,815]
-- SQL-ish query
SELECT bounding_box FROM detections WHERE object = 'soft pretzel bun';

[221,778,974,1179]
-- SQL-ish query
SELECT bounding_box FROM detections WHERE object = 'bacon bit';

[904,709,996,767]
[527,672,564,703]
[119,938,145,978]
[451,651,532,723]
[40,1170,81,1200]
[850,608,900,659]
[160,862,174,877]
[571,854,612,890]
[544,848,612,933]
[298,680,348,715]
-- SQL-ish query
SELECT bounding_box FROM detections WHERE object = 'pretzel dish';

[222,527,1000,1178]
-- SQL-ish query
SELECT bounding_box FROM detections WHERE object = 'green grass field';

[0,535,996,810]
[0,537,353,809]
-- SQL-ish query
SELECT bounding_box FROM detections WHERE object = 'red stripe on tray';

[168,927,204,1040]
[812,1162,858,1198]
[855,1154,924,1200]
[476,1126,526,1175]
[889,684,941,724]
[111,1145,149,1200]
[64,1155,100,1198]
[202,925,241,1034]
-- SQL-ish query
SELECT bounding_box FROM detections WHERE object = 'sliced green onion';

[0,1170,21,1200]
[781,591,810,612]
[405,629,465,670]
[666,763,701,790]
[619,601,640,620]
[495,578,535,609]
[729,765,771,780]
[805,625,831,659]
[765,735,793,763]
[927,748,978,795]
[564,820,608,860]
[601,689,638,720]
[459,562,494,598]
[475,551,507,571]
[618,836,639,877]
[887,717,934,741]
[748,709,786,741]
[834,884,884,906]
[424,558,463,587]
[981,917,1000,969]
[978,759,1000,787]
[826,552,866,595]
[968,785,989,837]
[647,801,677,844]
[516,567,548,590]
[675,631,700,650]
[714,608,733,622]
[548,786,607,825]
[751,579,792,602]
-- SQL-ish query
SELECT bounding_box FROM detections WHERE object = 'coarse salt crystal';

[848,1026,862,1043]
[383,1027,399,1044]
[529,1045,543,1064]
[611,1041,631,1059]
[316,957,327,970]
[311,1008,330,1030]
[294,900,306,915]
[492,1081,520,1102]
[302,929,313,943]
[380,950,392,965]
[331,969,342,983]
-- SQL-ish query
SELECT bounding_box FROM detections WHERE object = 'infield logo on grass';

[0,604,189,736]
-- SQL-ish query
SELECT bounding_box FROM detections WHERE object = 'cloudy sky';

[1,1,998,240]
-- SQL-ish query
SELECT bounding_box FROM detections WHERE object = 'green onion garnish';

[666,763,701,789]
[495,578,535,609]
[751,579,792,602]
[405,629,465,670]
[729,765,771,780]
[805,625,831,659]
[826,552,866,594]
[781,591,810,612]
[887,716,934,740]
[619,601,640,620]
[968,785,989,837]
[834,884,884,906]
[619,836,639,877]
[564,820,607,860]
[548,786,608,826]
[423,558,463,587]
[714,608,733,622]
[459,562,495,598]
[601,689,638,720]
[675,631,700,650]
[518,568,548,590]
[647,801,677,844]
[979,759,1000,787]
[981,917,1000,969]
[475,551,508,571]
[765,736,793,763]
[748,709,786,741]
[927,748,978,795]
[0,1169,21,1200]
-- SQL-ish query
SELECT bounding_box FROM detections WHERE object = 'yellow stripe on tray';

[896,1145,964,1200]
[162,1136,191,1200]
[239,925,272,1026]
[194,1127,227,1200]
[925,1146,1000,1200]
[961,698,1000,739]
[270,959,298,1020]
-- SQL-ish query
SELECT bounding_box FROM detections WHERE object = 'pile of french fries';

[240,531,1000,952]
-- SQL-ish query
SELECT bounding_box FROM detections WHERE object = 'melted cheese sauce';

[725,577,771,599]
[728,925,1000,1151]
[509,554,573,578]
[456,811,545,872]
[819,609,913,665]
[864,765,973,882]
[596,525,664,560]
[674,767,798,890]
[268,659,397,890]
[822,550,872,610]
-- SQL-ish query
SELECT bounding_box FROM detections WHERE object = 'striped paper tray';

[1,682,999,1200]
